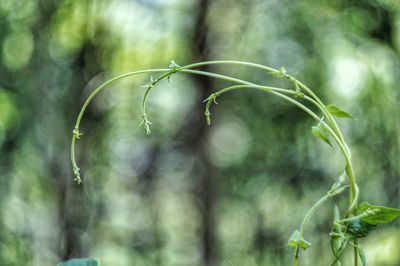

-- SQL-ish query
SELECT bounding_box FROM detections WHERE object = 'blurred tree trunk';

[29,0,88,260]
[0,2,22,252]
[56,24,117,259]
[355,1,400,206]
[27,0,112,260]
[136,145,163,265]
[176,0,217,265]
[56,40,105,260]
[136,0,217,264]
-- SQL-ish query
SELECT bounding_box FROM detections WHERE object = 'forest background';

[0,0,399,265]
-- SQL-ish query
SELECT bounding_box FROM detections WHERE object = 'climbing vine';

[71,60,400,265]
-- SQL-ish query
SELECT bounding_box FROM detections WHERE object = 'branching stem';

[70,60,360,265]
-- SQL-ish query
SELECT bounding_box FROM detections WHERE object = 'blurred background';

[0,0,399,265]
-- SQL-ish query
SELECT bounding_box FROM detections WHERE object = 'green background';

[0,0,399,265]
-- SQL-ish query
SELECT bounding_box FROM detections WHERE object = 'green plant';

[70,60,400,265]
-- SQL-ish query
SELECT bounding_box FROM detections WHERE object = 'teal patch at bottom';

[57,258,99,266]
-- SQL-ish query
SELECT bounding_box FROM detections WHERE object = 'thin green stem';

[71,61,360,265]
[178,60,279,73]
[290,185,348,266]
[197,80,350,165]
[287,82,359,261]
[292,194,331,266]
[293,248,300,266]
[291,79,358,214]
[338,212,369,223]
[354,240,359,266]
[204,83,357,266]
[70,133,80,183]
[139,68,347,156]
[71,68,170,183]
[206,84,323,123]
[140,60,280,117]
[301,195,331,234]
[139,61,358,214]
[182,60,358,214]
[74,69,169,129]
[72,61,359,214]
[300,185,349,234]
[137,60,349,159]
[139,60,352,159]
[227,62,357,212]
[294,80,347,146]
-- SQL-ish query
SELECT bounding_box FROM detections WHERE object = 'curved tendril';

[201,83,345,154]
[73,63,352,188]
[71,68,170,183]
[71,60,360,265]
[71,61,358,219]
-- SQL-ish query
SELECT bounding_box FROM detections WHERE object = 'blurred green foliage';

[0,0,399,265]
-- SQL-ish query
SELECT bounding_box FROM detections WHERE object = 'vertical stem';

[295,81,359,213]
[354,240,359,266]
[293,247,300,266]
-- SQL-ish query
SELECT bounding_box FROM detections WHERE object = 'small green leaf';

[358,246,366,266]
[326,104,354,119]
[279,66,286,75]
[169,60,180,69]
[311,124,332,146]
[333,205,341,223]
[355,202,400,225]
[287,230,311,250]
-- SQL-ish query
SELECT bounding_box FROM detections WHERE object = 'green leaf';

[287,230,311,250]
[333,205,341,223]
[347,218,376,238]
[57,258,98,266]
[358,246,366,266]
[279,66,286,75]
[326,104,354,119]
[311,124,332,146]
[355,202,400,225]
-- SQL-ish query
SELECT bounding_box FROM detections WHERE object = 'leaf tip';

[311,124,333,147]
